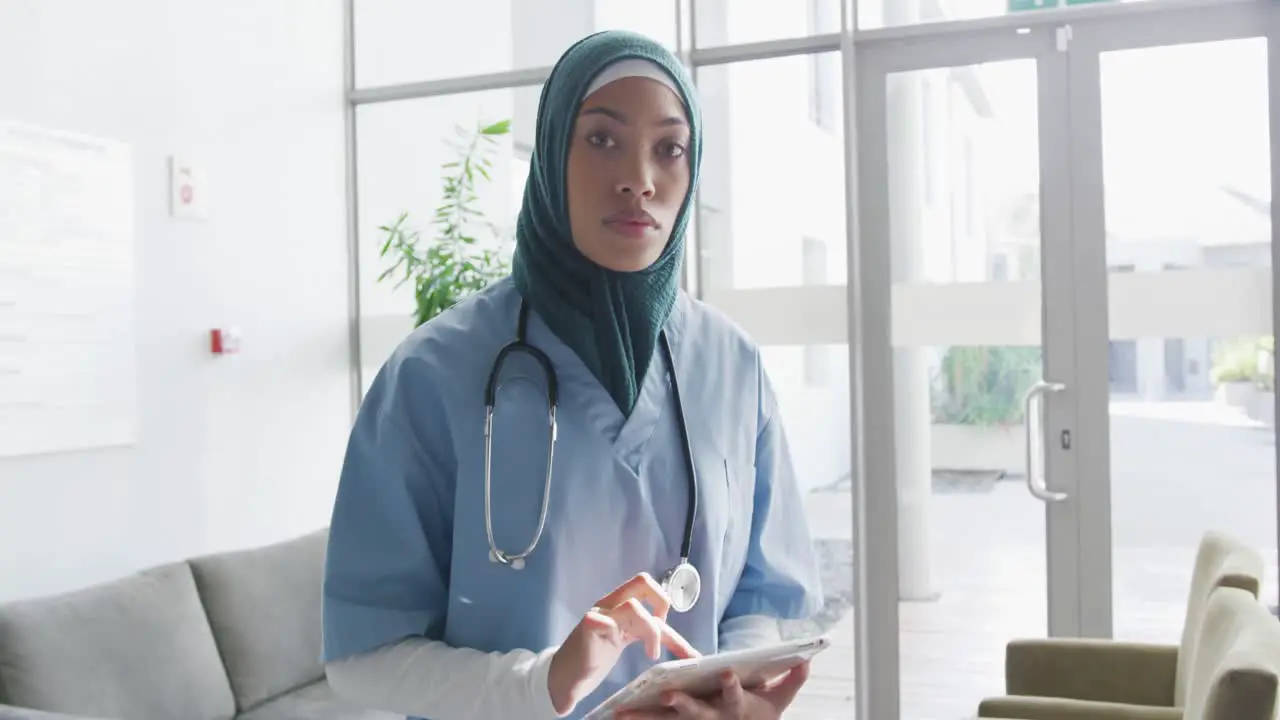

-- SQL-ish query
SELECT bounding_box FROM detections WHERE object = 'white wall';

[0,0,350,602]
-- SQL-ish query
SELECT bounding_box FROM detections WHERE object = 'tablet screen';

[583,635,830,719]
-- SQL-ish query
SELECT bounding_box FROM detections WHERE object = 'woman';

[322,29,823,720]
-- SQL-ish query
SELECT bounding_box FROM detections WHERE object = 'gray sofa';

[0,529,396,720]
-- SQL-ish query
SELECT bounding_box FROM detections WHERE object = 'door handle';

[1024,380,1068,503]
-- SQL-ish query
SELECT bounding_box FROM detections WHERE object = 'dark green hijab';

[510,30,703,416]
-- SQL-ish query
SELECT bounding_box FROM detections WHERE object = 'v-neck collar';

[521,292,691,471]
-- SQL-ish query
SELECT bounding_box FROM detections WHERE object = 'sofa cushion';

[1175,530,1265,704]
[0,704,113,720]
[233,680,400,720]
[1182,585,1280,720]
[0,562,236,720]
[189,529,328,711]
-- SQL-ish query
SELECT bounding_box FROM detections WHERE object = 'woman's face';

[565,75,692,273]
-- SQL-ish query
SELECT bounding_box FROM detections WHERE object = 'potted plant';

[929,346,1041,474]
[376,118,514,328]
[1211,337,1260,411]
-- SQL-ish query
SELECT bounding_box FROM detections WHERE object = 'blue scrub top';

[322,277,823,718]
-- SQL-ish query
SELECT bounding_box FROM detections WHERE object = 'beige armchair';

[975,530,1264,717]
[977,585,1280,719]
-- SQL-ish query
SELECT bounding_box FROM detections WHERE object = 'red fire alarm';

[210,328,242,355]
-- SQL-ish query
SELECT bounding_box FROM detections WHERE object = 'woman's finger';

[606,597,664,660]
[718,670,746,716]
[595,572,672,621]
[658,622,701,660]
[615,709,675,720]
[664,691,720,719]
[578,608,621,642]
[591,598,699,661]
[756,660,811,711]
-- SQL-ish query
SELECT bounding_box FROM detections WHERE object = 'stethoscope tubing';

[482,298,698,569]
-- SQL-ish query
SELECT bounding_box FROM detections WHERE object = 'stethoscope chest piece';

[662,561,701,613]
[489,548,527,571]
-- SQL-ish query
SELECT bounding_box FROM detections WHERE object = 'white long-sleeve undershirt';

[323,614,782,720]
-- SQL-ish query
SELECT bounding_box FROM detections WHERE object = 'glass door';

[854,2,1280,717]
[854,23,1083,720]
[1064,1,1280,642]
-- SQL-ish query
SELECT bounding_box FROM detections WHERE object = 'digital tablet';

[582,634,830,719]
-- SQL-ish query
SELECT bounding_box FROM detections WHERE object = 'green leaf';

[482,119,511,135]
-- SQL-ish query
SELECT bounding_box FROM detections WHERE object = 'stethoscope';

[482,299,702,613]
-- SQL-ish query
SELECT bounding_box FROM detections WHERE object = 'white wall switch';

[169,155,209,220]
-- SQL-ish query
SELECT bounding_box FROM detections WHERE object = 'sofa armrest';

[0,705,112,720]
[1006,638,1179,706]
[978,695,1184,720]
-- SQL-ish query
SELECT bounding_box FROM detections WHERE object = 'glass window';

[1098,38,1278,641]
[354,86,540,389]
[801,238,833,386]
[762,344,855,717]
[808,0,842,133]
[354,0,677,88]
[857,0,1166,32]
[695,53,848,292]
[806,0,843,133]
[695,0,842,48]
[884,58,1046,719]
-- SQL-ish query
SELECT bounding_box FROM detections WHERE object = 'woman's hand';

[548,573,700,715]
[616,661,811,720]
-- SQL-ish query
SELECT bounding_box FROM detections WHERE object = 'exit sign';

[1010,0,1114,10]
[1008,0,1059,10]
